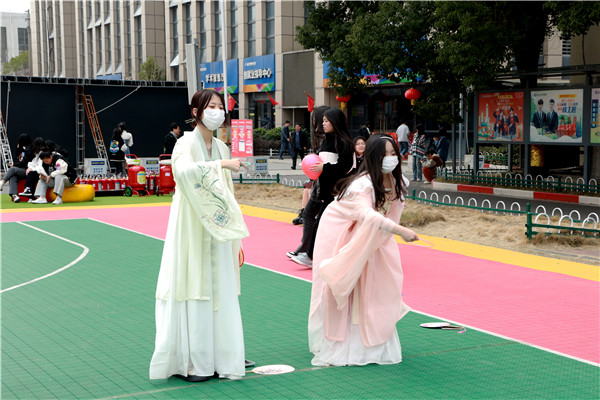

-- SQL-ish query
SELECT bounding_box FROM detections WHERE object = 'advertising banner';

[530,89,583,143]
[231,119,253,158]
[199,59,239,94]
[591,88,600,144]
[242,54,275,92]
[477,92,524,142]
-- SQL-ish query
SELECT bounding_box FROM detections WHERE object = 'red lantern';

[335,94,351,103]
[404,88,421,101]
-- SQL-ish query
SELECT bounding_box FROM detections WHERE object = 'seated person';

[0,133,33,202]
[421,150,443,183]
[18,137,46,200]
[31,151,78,205]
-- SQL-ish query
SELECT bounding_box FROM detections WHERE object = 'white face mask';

[201,108,225,131]
[382,156,399,174]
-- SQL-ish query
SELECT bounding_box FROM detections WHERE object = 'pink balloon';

[301,154,324,180]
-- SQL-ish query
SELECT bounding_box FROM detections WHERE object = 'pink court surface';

[2,203,599,366]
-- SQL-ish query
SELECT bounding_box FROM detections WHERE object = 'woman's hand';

[221,158,245,172]
[310,162,324,173]
[45,175,52,183]
[393,225,419,242]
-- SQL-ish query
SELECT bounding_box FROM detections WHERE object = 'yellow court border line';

[3,202,598,281]
[239,204,600,282]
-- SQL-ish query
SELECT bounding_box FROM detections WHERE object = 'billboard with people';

[529,89,583,143]
[477,92,524,142]
[591,88,600,144]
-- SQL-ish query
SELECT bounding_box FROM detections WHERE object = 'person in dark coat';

[291,123,309,170]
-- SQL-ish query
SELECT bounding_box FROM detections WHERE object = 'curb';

[431,182,600,206]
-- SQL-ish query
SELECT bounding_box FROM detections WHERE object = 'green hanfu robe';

[150,127,249,380]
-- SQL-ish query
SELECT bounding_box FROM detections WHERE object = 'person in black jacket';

[291,123,309,170]
[31,151,78,205]
[163,122,181,155]
[291,107,354,268]
[108,128,126,174]
[0,133,33,203]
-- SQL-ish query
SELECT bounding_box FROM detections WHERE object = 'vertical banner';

[477,92,524,142]
[231,119,254,158]
[591,88,600,144]
[530,89,583,143]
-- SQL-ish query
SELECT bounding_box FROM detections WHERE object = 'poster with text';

[530,89,583,143]
[478,92,524,142]
[231,119,254,158]
[591,88,600,144]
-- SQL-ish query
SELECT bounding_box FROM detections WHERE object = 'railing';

[441,170,600,195]
[525,204,600,239]
[406,189,600,240]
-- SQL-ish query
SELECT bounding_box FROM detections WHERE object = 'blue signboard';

[242,54,275,92]
[199,59,239,94]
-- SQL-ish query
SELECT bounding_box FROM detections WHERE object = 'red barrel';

[128,164,147,190]
[159,154,176,193]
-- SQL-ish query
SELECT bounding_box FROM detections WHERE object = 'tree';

[296,1,600,123]
[139,56,165,81]
[2,51,29,76]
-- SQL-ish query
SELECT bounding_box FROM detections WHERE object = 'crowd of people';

[0,134,77,204]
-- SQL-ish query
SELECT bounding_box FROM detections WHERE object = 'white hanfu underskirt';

[149,241,245,380]
[309,296,402,367]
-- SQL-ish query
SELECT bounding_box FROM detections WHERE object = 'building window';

[136,16,142,69]
[199,1,206,63]
[97,26,102,73]
[247,0,255,57]
[104,0,110,22]
[87,1,93,26]
[1,27,7,63]
[214,0,222,61]
[562,38,571,68]
[116,2,121,65]
[126,1,132,75]
[229,0,238,59]
[95,1,101,24]
[49,39,55,76]
[185,3,192,44]
[47,3,54,34]
[171,6,178,58]
[266,0,275,54]
[172,66,179,81]
[106,25,111,67]
[56,1,62,75]
[17,28,28,53]
[79,2,85,76]
[88,29,94,77]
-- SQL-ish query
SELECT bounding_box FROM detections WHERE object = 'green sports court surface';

[1,218,598,399]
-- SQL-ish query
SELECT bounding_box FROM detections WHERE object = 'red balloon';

[404,88,421,101]
[301,154,324,180]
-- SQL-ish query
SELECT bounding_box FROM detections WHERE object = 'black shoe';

[173,374,212,382]
[245,359,256,368]
[291,166,296,170]
[292,208,304,225]
[18,188,33,198]
[286,251,298,258]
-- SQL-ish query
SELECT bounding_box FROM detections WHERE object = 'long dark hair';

[190,89,229,129]
[322,107,353,154]
[111,128,123,142]
[32,137,45,154]
[336,134,406,211]
[311,105,329,150]
[17,133,32,150]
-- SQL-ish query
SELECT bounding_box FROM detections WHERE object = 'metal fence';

[406,189,600,240]
[440,169,600,195]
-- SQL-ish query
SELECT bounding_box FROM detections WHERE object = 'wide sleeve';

[171,139,249,242]
[319,181,398,309]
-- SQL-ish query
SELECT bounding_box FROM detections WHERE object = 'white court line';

[244,261,599,368]
[80,220,600,368]
[1,222,90,294]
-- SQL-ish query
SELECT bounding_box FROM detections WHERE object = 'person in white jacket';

[31,151,78,205]
[118,122,134,155]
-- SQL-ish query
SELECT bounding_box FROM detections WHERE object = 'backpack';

[109,140,120,154]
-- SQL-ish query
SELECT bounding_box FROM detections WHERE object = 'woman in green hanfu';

[150,89,249,382]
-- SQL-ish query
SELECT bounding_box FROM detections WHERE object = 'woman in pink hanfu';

[308,134,419,366]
